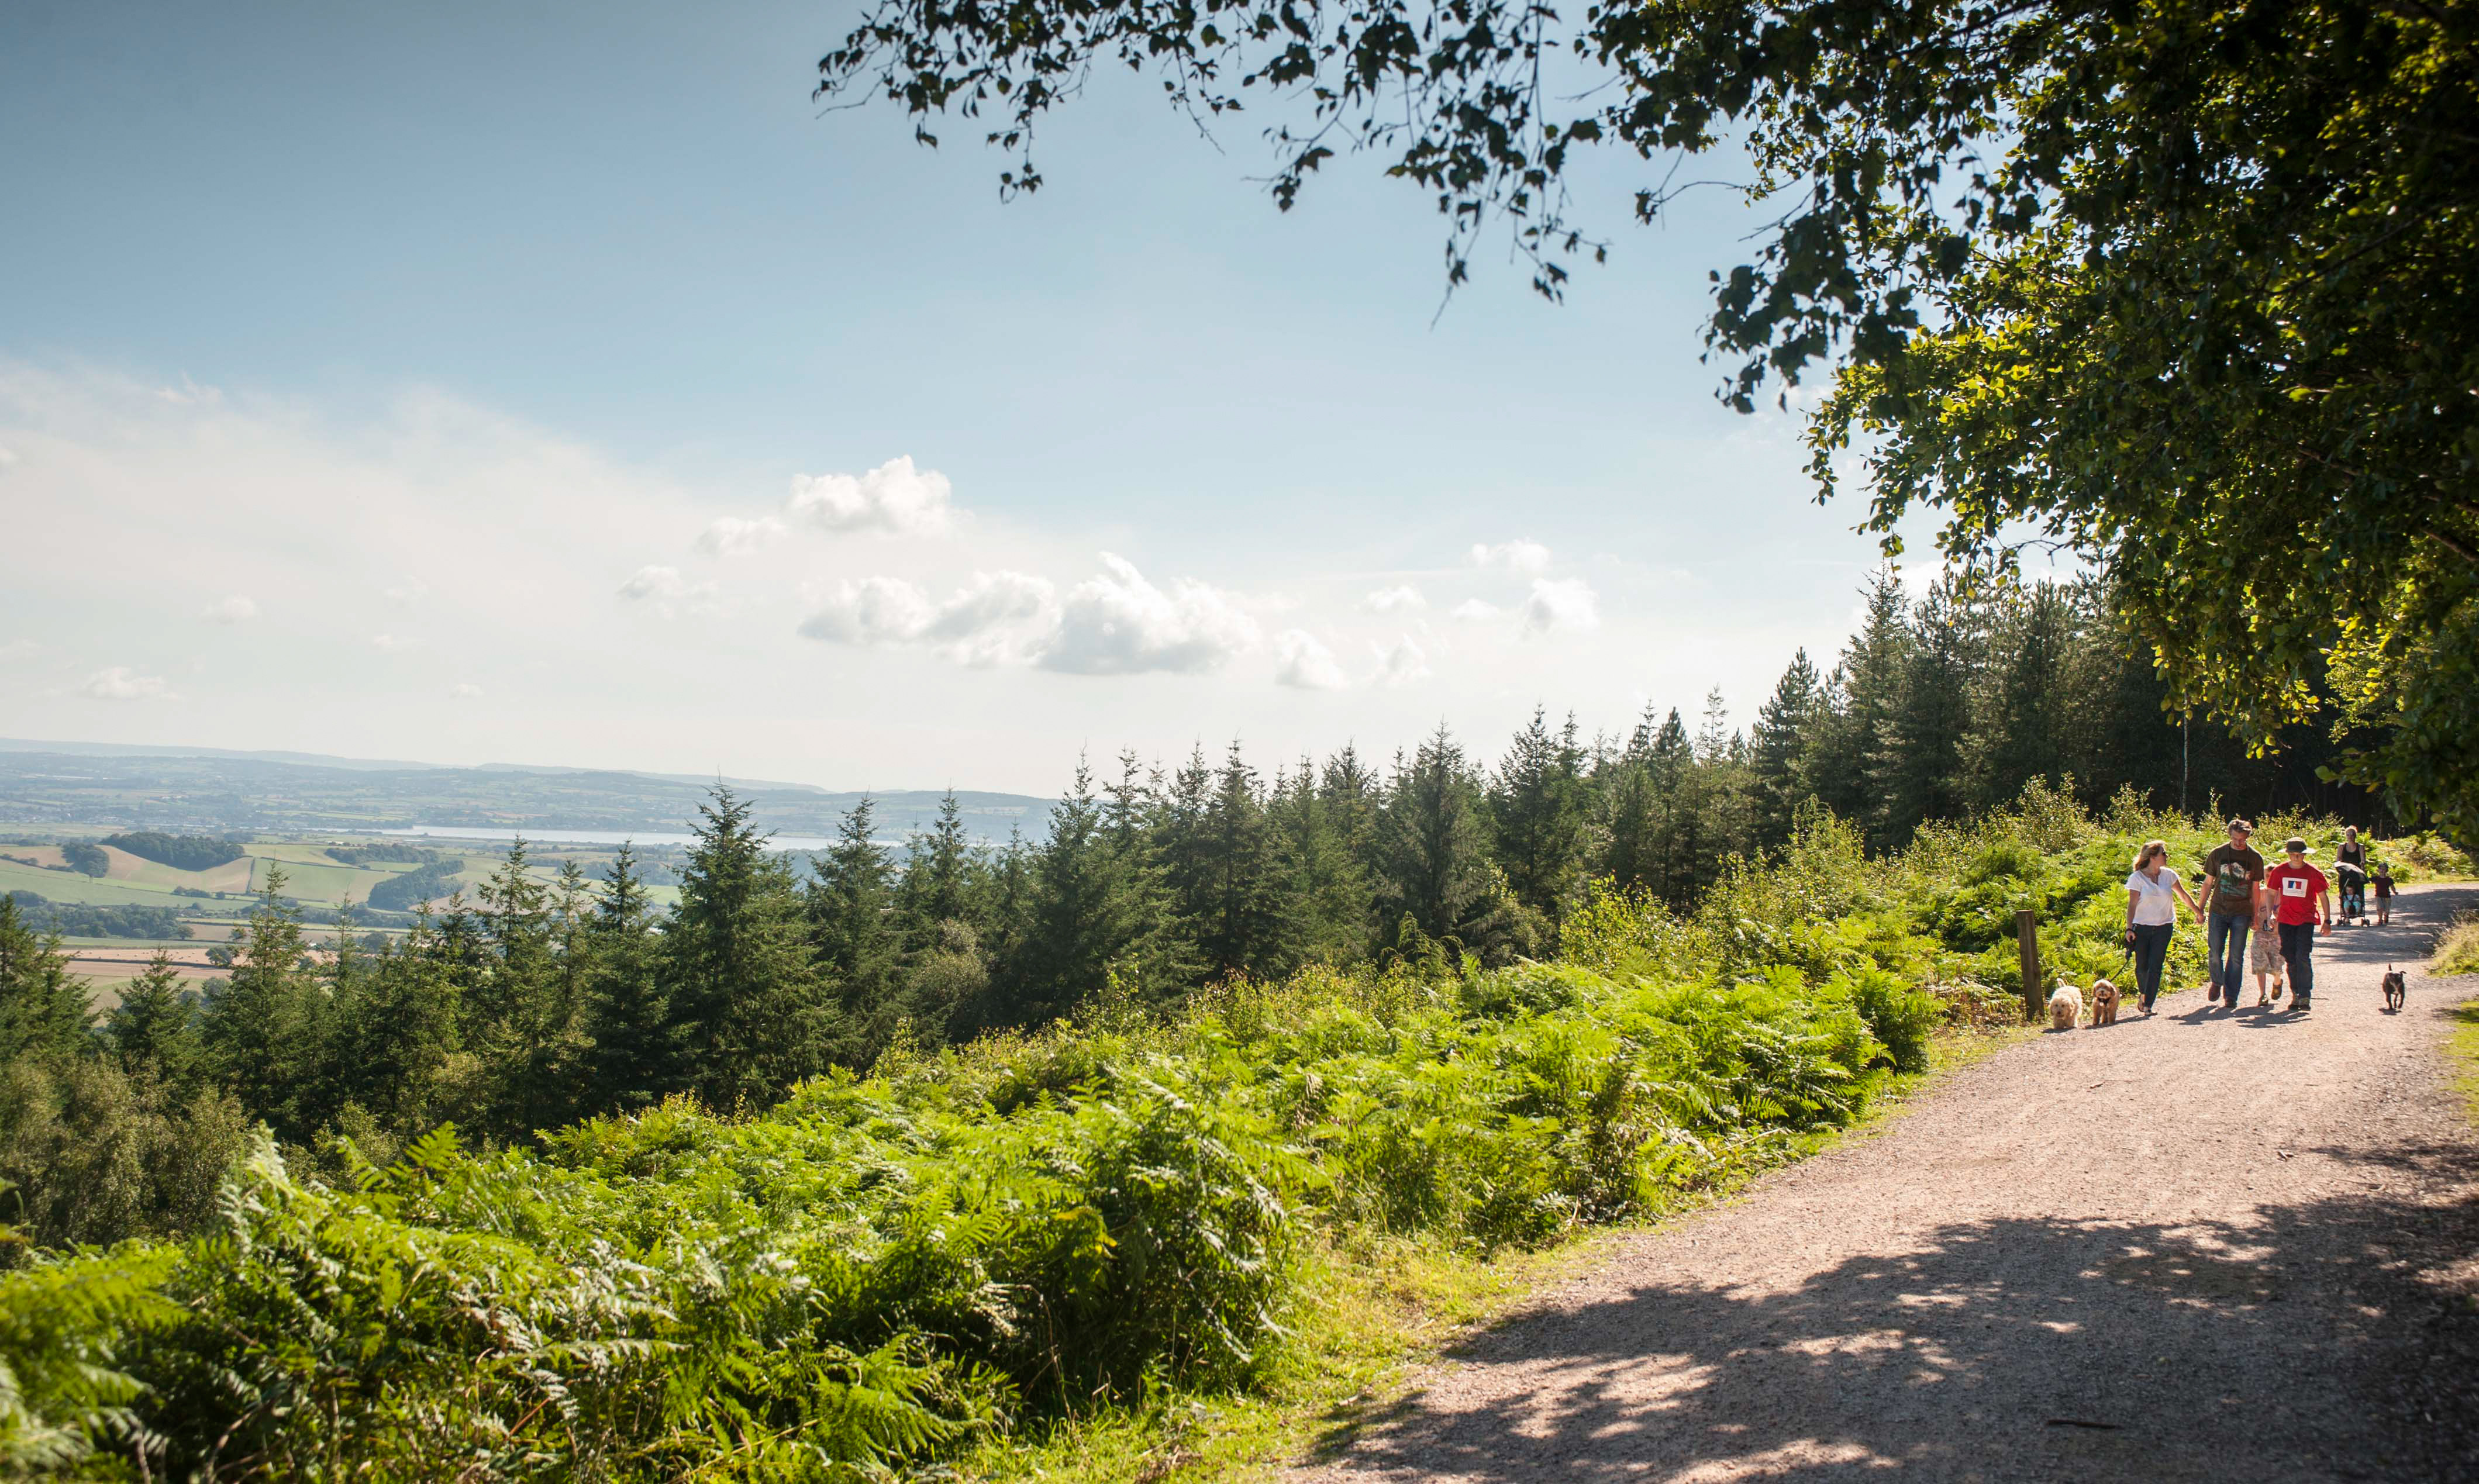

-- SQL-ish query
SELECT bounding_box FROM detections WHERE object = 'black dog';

[2381,965,2406,1012]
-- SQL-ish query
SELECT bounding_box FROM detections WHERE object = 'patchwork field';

[3,828,690,999]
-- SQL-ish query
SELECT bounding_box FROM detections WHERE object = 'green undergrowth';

[962,1019,2034,1484]
[0,788,2358,1480]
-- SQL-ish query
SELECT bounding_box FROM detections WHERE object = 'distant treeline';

[323,843,460,869]
[365,862,464,912]
[3,893,188,940]
[102,833,244,872]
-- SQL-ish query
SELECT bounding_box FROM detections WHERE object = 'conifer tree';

[1871,581,1980,846]
[1373,725,1504,951]
[664,788,835,1110]
[1012,761,1149,1022]
[199,868,325,1140]
[1749,648,1822,853]
[896,791,977,947]
[582,843,678,1113]
[1268,759,1371,965]
[809,796,905,1064]
[1808,571,1913,826]
[332,914,462,1135]
[1195,743,1291,978]
[104,950,200,1089]
[1489,707,1590,929]
[1963,581,2085,806]
[0,895,90,1067]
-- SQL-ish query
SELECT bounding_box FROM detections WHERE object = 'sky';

[0,0,1939,796]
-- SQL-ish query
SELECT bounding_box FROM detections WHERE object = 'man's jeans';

[2130,922,2174,1010]
[2280,920,2316,1004]
[2207,912,2252,1000]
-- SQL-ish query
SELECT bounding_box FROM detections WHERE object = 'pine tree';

[103,950,199,1086]
[1489,708,1590,930]
[582,843,677,1113]
[199,867,325,1140]
[664,788,835,1110]
[808,796,904,1065]
[1268,759,1371,965]
[1373,725,1505,951]
[0,895,90,1067]
[1963,580,2085,806]
[1011,761,1149,1023]
[896,791,977,947]
[1195,743,1291,979]
[332,915,462,1135]
[1819,574,1915,823]
[1871,579,1980,846]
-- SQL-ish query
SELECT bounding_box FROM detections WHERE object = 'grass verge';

[963,1021,2035,1484]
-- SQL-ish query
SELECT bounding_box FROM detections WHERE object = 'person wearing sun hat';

[2197,817,2266,1009]
[2263,835,2333,1011]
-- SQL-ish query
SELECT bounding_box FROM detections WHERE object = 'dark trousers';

[2130,922,2174,1010]
[2207,912,2252,999]
[2280,921,2316,1002]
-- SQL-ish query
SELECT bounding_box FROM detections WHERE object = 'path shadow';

[1309,1141,2479,1483]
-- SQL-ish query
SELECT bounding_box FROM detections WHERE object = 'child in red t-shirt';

[2264,838,2332,1010]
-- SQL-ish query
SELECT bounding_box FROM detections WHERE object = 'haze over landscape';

[0,1,1937,794]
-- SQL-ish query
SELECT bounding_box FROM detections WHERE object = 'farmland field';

[2,827,693,999]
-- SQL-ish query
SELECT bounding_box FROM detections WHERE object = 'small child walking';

[2373,863,2395,926]
[2248,897,2285,1005]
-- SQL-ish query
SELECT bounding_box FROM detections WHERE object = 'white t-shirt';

[2126,867,2181,926]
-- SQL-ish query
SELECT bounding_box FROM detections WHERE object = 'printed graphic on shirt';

[2282,876,2310,898]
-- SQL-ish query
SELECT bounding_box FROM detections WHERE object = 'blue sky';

[1,0,1930,793]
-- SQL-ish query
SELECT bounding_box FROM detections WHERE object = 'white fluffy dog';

[2047,982,2084,1031]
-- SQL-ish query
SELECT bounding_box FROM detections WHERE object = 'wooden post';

[2016,909,2042,1022]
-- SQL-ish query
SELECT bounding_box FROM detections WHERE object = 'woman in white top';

[2125,839,2201,1014]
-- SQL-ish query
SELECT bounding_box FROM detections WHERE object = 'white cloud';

[799,570,1061,668]
[1043,553,1260,676]
[695,515,785,556]
[370,632,419,652]
[799,575,937,644]
[1470,539,1551,575]
[383,581,428,605]
[78,666,170,700]
[154,375,220,406]
[0,639,37,663]
[786,455,956,537]
[1273,629,1349,691]
[618,565,689,601]
[1450,598,1502,623]
[203,595,257,624]
[1361,584,1426,613]
[0,445,18,468]
[1522,577,1601,636]
[1372,634,1432,688]
[615,564,718,618]
[799,554,1260,677]
[450,682,484,699]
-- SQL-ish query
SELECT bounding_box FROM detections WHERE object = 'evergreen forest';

[0,573,2436,1479]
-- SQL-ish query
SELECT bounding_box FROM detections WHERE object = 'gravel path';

[1297,885,2479,1483]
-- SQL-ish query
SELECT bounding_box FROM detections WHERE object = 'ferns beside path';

[6,791,2304,1478]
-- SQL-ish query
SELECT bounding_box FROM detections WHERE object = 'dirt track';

[1297,885,2479,1483]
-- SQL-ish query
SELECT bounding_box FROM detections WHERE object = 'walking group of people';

[2118,819,2394,1015]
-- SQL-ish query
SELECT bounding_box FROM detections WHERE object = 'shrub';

[1834,967,1942,1073]
[57,844,107,878]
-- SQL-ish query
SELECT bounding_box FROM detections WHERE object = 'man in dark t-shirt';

[2198,819,2266,1009]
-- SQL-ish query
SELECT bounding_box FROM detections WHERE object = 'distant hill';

[0,741,1053,846]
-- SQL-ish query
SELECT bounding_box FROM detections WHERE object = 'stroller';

[2336,861,2367,926]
